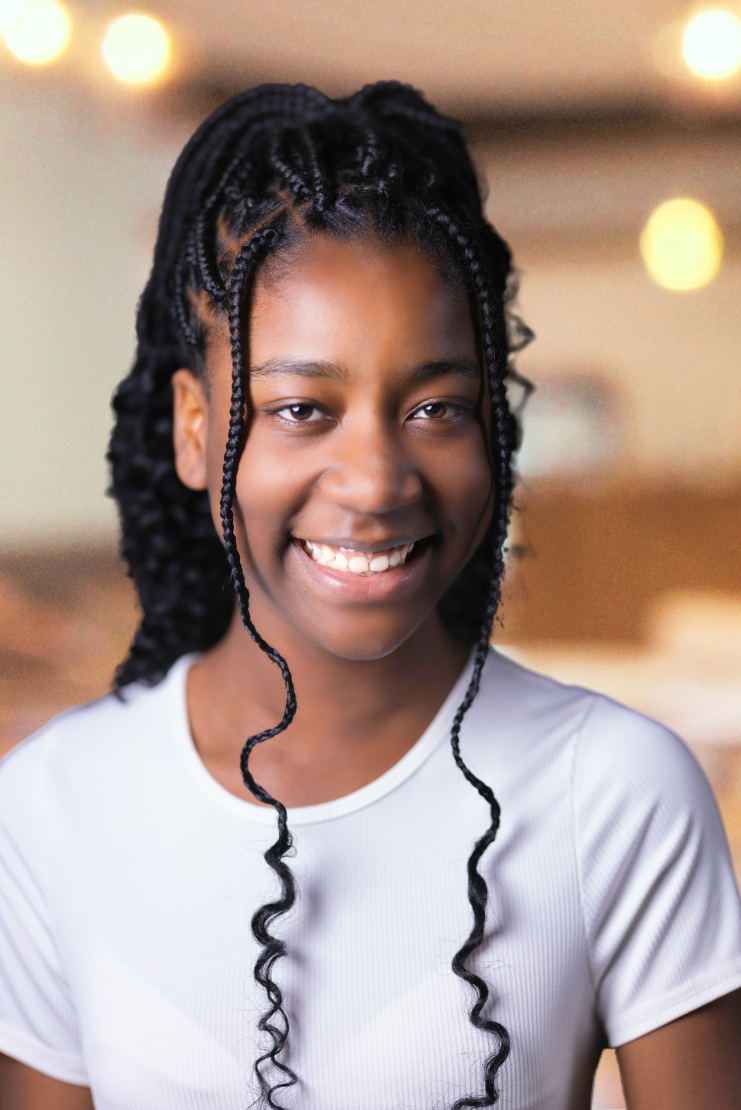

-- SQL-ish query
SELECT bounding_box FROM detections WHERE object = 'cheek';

[427,433,493,529]
[230,431,308,552]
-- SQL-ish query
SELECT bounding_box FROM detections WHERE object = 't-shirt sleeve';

[0,733,88,1084]
[574,694,741,1048]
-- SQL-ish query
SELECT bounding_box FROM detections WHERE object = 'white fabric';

[1,649,741,1110]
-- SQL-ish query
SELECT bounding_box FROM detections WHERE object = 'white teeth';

[301,539,418,576]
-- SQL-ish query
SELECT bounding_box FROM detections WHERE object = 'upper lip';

[294,535,430,553]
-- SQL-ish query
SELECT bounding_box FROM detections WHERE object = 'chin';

[298,608,434,662]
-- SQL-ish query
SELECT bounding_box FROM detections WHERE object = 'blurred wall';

[478,118,741,481]
[0,74,183,541]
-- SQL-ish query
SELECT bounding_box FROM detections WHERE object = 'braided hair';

[109,81,532,1110]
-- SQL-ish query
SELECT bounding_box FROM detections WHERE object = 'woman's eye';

[276,403,323,423]
[410,401,457,420]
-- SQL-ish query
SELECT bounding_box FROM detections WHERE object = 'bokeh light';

[682,8,741,80]
[102,12,170,85]
[2,0,71,65]
[640,198,723,291]
[0,0,22,34]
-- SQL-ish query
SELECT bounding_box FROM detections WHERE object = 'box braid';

[108,80,532,1110]
[221,222,300,1102]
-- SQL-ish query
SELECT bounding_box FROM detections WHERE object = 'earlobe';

[172,369,209,491]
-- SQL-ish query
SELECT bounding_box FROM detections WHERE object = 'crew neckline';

[168,649,480,826]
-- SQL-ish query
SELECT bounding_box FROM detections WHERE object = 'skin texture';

[3,235,739,1108]
[0,1057,95,1109]
[617,988,741,1108]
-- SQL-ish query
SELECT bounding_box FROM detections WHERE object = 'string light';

[2,0,71,65]
[102,12,170,85]
[682,8,741,80]
[640,198,723,291]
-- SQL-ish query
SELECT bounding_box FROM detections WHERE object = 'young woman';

[1,82,740,1110]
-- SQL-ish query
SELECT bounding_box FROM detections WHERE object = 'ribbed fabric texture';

[1,650,740,1110]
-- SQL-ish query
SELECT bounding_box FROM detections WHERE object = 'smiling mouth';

[299,539,416,576]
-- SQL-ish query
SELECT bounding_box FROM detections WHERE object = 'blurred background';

[1,1,741,1104]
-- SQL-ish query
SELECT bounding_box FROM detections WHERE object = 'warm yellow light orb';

[640,198,723,291]
[682,8,741,80]
[102,12,170,85]
[0,0,22,35]
[3,0,71,65]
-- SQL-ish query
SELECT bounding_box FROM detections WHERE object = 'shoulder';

[484,647,704,788]
[568,690,724,910]
[480,649,721,850]
[571,694,733,947]
[565,697,741,1044]
[0,656,192,821]
[468,648,598,784]
[483,654,741,1040]
[478,646,598,734]
[572,689,715,831]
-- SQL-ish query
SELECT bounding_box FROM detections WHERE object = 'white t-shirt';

[1,649,740,1110]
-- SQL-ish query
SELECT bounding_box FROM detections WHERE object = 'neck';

[186,589,471,807]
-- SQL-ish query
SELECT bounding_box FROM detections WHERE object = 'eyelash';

[410,401,469,421]
[272,400,472,425]
[274,403,325,424]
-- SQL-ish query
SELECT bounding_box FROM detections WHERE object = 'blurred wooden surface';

[501,479,741,644]
[0,547,139,756]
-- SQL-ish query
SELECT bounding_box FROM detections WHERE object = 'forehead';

[247,234,477,373]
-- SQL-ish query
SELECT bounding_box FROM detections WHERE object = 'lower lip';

[291,538,432,600]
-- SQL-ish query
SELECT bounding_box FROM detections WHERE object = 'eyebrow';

[249,359,348,381]
[248,357,481,382]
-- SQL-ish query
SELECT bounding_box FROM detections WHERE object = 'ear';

[172,369,209,490]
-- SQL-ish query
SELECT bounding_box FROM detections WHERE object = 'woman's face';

[173,233,493,660]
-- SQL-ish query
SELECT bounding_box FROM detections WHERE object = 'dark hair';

[109,81,531,1110]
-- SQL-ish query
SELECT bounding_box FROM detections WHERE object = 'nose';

[318,423,423,516]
